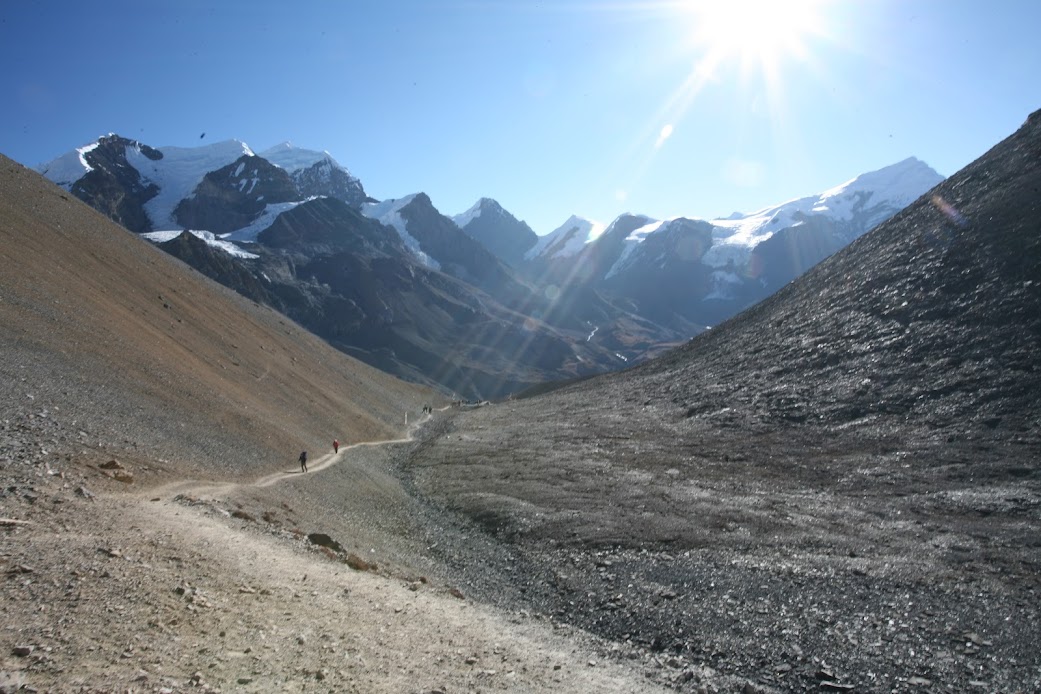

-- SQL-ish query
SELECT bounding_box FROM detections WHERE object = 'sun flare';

[685,0,825,80]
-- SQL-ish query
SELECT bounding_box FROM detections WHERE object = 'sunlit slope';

[0,154,434,476]
[410,110,1040,550]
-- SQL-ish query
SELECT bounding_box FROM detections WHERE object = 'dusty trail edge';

[135,410,437,501]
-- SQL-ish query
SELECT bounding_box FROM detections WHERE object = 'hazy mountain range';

[37,134,943,397]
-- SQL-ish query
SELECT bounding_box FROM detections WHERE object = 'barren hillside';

[0,155,668,692]
[1,153,433,478]
[406,112,1041,692]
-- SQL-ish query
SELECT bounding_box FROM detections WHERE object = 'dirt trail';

[138,413,432,499]
[0,407,669,692]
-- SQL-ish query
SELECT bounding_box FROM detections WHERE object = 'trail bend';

[135,411,435,501]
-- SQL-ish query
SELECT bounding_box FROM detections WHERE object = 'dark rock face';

[290,158,368,208]
[154,192,634,399]
[174,155,299,234]
[573,214,653,287]
[69,135,161,233]
[258,197,403,257]
[603,218,717,331]
[749,213,851,293]
[157,232,275,307]
[457,198,537,267]
[399,194,520,296]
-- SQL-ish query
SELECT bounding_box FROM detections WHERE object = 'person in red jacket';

[333,439,340,454]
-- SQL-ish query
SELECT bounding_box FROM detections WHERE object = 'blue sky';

[2,1,1038,234]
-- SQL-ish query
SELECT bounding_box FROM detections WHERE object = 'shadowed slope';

[0,154,433,478]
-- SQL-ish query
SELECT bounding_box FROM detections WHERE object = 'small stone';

[237,678,253,685]
[12,645,34,657]
[908,676,932,686]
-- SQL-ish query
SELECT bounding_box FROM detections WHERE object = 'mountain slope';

[453,197,538,267]
[405,111,1041,691]
[0,152,665,693]
[0,153,431,477]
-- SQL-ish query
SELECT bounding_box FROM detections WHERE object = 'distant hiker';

[333,439,339,454]
[299,450,308,473]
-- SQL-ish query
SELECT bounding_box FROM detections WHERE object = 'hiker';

[299,450,308,473]
[333,439,339,454]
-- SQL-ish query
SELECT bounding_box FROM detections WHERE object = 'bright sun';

[685,0,826,81]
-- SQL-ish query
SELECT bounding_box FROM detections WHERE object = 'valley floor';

[3,406,1039,693]
[0,415,665,693]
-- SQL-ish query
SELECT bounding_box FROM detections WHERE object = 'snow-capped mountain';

[33,131,943,396]
[699,156,943,269]
[366,193,528,304]
[530,157,942,276]
[518,157,944,332]
[37,136,369,236]
[524,215,606,262]
[125,139,257,230]
[37,134,165,233]
[362,194,440,269]
[259,142,368,207]
[452,198,537,267]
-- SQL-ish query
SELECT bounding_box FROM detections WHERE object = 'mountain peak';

[453,197,508,229]
[259,142,340,173]
[820,156,943,203]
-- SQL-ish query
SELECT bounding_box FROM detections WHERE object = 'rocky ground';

[404,402,1040,694]
[4,391,1039,693]
[1,406,683,693]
